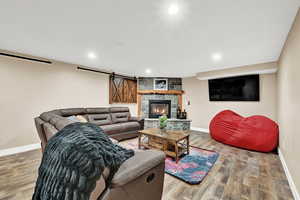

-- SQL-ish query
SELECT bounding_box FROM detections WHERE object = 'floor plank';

[0,131,294,200]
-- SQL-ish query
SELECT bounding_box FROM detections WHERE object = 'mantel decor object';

[177,107,187,119]
[154,79,168,90]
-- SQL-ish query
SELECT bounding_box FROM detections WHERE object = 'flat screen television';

[209,75,260,101]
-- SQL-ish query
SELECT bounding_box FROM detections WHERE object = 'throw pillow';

[66,115,80,122]
[76,115,88,123]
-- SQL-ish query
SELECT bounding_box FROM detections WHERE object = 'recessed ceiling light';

[168,3,179,16]
[211,53,223,62]
[145,69,152,74]
[87,52,97,59]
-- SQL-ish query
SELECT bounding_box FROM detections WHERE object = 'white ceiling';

[0,0,299,77]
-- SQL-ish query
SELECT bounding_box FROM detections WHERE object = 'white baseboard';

[191,127,209,133]
[278,148,300,200]
[0,143,41,157]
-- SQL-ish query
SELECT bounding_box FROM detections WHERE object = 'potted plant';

[159,115,168,130]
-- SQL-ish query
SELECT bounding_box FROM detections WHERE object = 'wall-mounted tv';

[209,75,260,101]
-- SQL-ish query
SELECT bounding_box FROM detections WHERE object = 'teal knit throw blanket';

[32,122,134,200]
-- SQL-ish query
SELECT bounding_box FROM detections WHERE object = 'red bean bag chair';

[209,110,279,152]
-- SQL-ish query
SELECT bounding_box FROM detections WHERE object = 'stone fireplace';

[149,100,171,118]
[137,77,191,130]
[138,78,182,119]
[140,94,178,118]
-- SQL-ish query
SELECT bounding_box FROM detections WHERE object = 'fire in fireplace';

[149,100,171,118]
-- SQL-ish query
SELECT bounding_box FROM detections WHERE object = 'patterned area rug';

[165,147,219,184]
[120,140,219,184]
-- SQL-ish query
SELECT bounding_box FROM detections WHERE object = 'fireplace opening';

[149,100,171,118]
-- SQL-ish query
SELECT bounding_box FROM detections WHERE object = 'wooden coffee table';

[138,128,190,163]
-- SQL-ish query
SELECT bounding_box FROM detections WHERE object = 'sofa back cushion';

[60,108,86,116]
[86,108,110,114]
[111,112,130,123]
[43,123,58,140]
[49,116,74,130]
[88,114,112,126]
[40,112,59,122]
[110,107,130,113]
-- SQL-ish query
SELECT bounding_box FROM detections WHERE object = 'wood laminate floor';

[0,131,294,200]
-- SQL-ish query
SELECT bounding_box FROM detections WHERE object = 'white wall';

[0,54,136,150]
[277,9,300,196]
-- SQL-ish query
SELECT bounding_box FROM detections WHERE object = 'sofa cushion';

[111,112,130,123]
[101,123,125,135]
[120,122,140,132]
[60,108,86,116]
[43,123,58,140]
[88,114,112,126]
[86,108,110,114]
[40,112,58,122]
[101,122,140,135]
[49,115,73,130]
[111,150,165,187]
[110,107,129,113]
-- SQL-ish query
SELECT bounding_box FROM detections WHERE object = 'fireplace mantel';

[137,90,184,95]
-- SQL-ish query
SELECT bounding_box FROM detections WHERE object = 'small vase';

[159,125,167,133]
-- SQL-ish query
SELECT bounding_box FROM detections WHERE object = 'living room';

[0,1,300,200]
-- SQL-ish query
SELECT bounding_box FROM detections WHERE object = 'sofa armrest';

[111,150,165,187]
[129,116,144,129]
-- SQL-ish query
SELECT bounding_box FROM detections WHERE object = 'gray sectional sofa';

[34,107,165,200]
[35,107,144,150]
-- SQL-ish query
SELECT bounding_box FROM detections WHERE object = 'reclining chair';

[34,107,165,200]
